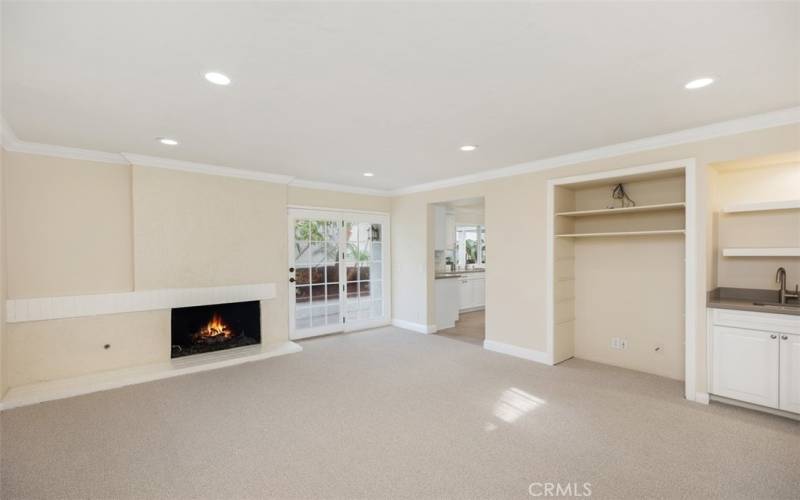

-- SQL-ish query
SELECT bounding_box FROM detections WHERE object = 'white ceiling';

[3,2,799,191]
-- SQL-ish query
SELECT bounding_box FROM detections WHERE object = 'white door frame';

[545,158,698,402]
[288,207,391,340]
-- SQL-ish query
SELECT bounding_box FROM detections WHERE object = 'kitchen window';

[456,225,486,268]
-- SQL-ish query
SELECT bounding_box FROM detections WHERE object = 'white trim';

[545,158,699,401]
[1,115,20,146]
[392,106,800,195]
[722,247,800,257]
[288,209,392,340]
[695,392,710,405]
[288,178,390,197]
[0,341,302,411]
[684,159,698,402]
[286,204,390,216]
[5,139,128,165]
[122,153,293,184]
[483,340,552,365]
[6,283,276,323]
[723,199,800,213]
[2,106,798,196]
[545,180,556,365]
[392,319,437,334]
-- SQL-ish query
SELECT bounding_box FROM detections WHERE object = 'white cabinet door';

[472,277,485,307]
[459,279,471,309]
[780,333,800,413]
[435,278,459,330]
[712,326,779,408]
[434,207,446,251]
[445,214,456,249]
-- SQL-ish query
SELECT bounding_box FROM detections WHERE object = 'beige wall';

[288,186,390,213]
[5,311,168,387]
[4,152,134,299]
[132,165,289,345]
[1,154,383,388]
[713,161,800,290]
[391,124,800,393]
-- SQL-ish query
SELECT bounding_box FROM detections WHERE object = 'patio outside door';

[288,209,389,340]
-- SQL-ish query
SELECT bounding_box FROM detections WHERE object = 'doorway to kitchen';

[432,197,486,345]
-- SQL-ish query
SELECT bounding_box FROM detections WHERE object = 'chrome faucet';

[776,267,799,304]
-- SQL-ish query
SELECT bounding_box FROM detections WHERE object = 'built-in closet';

[548,162,695,386]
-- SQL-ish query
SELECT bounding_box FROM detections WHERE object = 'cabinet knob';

[782,335,789,340]
[770,334,777,339]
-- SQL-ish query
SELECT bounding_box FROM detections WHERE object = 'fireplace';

[171,301,261,358]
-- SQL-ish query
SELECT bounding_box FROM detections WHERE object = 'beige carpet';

[2,326,798,499]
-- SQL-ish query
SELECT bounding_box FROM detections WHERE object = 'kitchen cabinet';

[445,213,456,249]
[712,326,779,408]
[709,308,800,414]
[458,274,485,311]
[434,208,457,252]
[434,206,446,251]
[780,333,800,413]
[435,278,460,330]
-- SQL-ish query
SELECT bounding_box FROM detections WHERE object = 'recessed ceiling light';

[363,172,374,177]
[157,137,179,146]
[204,72,231,86]
[685,77,714,89]
[460,145,478,152]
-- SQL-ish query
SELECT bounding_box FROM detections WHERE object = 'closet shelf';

[555,202,685,217]
[556,229,685,238]
[722,248,800,257]
[722,200,800,214]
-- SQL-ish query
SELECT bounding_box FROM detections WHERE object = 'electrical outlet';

[610,337,628,350]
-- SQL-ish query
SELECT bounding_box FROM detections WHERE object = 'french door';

[288,209,390,340]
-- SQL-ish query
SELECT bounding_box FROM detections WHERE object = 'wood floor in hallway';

[436,309,485,345]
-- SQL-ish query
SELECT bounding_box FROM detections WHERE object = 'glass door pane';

[290,214,342,339]
[343,218,387,327]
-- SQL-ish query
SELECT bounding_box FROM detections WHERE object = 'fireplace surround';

[171,301,261,358]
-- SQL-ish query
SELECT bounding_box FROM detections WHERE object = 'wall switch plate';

[611,337,628,350]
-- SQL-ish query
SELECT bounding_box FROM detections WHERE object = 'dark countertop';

[435,269,486,280]
[708,287,800,316]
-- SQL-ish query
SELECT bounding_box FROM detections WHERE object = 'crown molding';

[1,115,20,147]
[390,106,800,195]
[121,153,294,184]
[3,106,798,197]
[6,140,129,165]
[288,178,390,197]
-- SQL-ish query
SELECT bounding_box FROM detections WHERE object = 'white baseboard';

[694,392,710,404]
[483,340,552,365]
[391,319,437,334]
[0,341,302,411]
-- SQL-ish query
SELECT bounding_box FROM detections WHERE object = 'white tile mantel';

[6,283,277,323]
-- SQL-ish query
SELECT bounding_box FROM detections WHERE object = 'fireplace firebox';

[171,301,261,358]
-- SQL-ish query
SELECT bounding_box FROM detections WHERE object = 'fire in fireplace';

[171,301,261,358]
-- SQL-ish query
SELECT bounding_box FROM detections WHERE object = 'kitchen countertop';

[707,287,800,316]
[435,269,486,280]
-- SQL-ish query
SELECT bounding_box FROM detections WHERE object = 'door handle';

[782,335,789,340]
[770,334,777,339]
